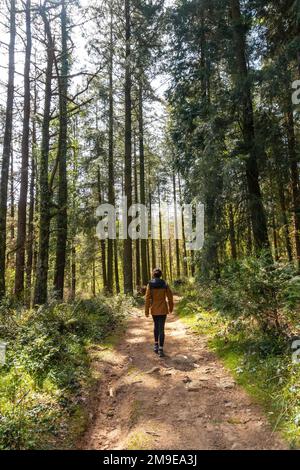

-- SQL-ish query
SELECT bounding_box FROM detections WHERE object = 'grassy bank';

[0,295,131,450]
[177,285,300,449]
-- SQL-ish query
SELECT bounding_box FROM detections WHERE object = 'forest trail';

[78,298,287,451]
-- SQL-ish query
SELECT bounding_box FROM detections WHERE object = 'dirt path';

[79,299,287,450]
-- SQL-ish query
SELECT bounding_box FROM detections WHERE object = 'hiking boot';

[158,348,165,358]
[154,344,159,354]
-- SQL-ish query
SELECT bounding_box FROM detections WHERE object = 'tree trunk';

[97,166,107,290]
[32,70,39,285]
[107,6,115,294]
[173,173,180,278]
[148,190,156,271]
[149,189,156,271]
[168,237,173,282]
[0,0,16,299]
[25,150,35,306]
[285,108,300,270]
[138,82,148,285]
[273,136,293,263]
[278,184,293,262]
[190,250,195,277]
[147,238,151,279]
[246,209,253,255]
[34,10,54,305]
[230,0,270,252]
[92,258,96,297]
[70,243,76,300]
[114,239,120,294]
[229,204,237,260]
[134,133,141,287]
[123,0,133,294]
[202,192,220,279]
[15,0,32,300]
[158,183,164,274]
[25,82,37,305]
[10,151,15,242]
[178,175,188,276]
[54,0,69,299]
[272,210,279,262]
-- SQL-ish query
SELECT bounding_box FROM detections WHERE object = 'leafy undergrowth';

[177,286,300,449]
[0,295,131,450]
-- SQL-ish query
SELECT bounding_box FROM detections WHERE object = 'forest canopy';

[0,0,299,310]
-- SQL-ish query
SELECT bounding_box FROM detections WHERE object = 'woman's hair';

[152,268,162,279]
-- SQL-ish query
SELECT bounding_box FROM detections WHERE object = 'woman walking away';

[145,268,174,358]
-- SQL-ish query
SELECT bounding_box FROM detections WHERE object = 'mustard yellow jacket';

[145,279,174,317]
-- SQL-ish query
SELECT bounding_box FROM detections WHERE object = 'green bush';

[210,255,300,335]
[177,288,300,447]
[0,295,129,449]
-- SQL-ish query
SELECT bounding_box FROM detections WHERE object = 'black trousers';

[152,315,167,348]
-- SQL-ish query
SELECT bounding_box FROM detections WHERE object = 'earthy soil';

[78,298,287,450]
